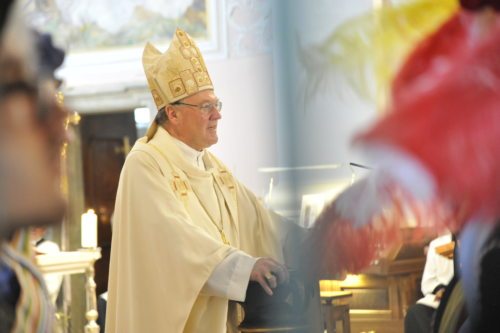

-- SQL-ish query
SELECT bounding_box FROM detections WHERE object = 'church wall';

[267,0,380,218]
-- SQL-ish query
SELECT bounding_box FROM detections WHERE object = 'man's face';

[167,89,222,151]
[0,81,68,235]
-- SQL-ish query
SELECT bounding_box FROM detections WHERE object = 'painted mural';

[20,0,210,52]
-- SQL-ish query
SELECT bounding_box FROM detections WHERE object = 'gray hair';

[155,107,167,125]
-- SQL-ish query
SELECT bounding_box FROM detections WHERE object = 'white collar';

[170,136,206,170]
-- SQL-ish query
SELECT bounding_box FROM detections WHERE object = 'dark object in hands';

[238,272,309,330]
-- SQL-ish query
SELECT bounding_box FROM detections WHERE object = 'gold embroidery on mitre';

[142,42,167,109]
[151,89,163,107]
[194,72,211,86]
[142,28,214,110]
[169,79,185,98]
[180,70,198,95]
[181,46,198,59]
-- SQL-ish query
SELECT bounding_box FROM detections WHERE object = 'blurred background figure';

[31,227,64,305]
[0,0,68,332]
[405,233,454,333]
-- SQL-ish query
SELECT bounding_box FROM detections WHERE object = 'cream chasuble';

[106,127,284,333]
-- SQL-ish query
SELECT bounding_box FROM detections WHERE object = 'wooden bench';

[320,291,353,333]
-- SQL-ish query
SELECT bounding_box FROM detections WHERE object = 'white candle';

[81,209,98,248]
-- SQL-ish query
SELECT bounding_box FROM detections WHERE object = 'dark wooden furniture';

[320,234,429,333]
[80,111,137,295]
[321,291,353,333]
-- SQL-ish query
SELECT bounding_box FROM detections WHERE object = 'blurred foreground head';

[0,0,68,238]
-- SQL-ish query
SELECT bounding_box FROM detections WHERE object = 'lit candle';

[81,209,98,248]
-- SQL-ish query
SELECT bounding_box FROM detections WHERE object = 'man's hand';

[250,258,289,296]
[434,288,445,301]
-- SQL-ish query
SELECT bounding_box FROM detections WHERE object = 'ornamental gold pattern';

[142,28,214,110]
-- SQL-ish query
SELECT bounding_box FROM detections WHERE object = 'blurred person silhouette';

[405,233,454,333]
[0,1,68,332]
[31,227,63,305]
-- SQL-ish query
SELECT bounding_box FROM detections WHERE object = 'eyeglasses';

[172,100,222,114]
